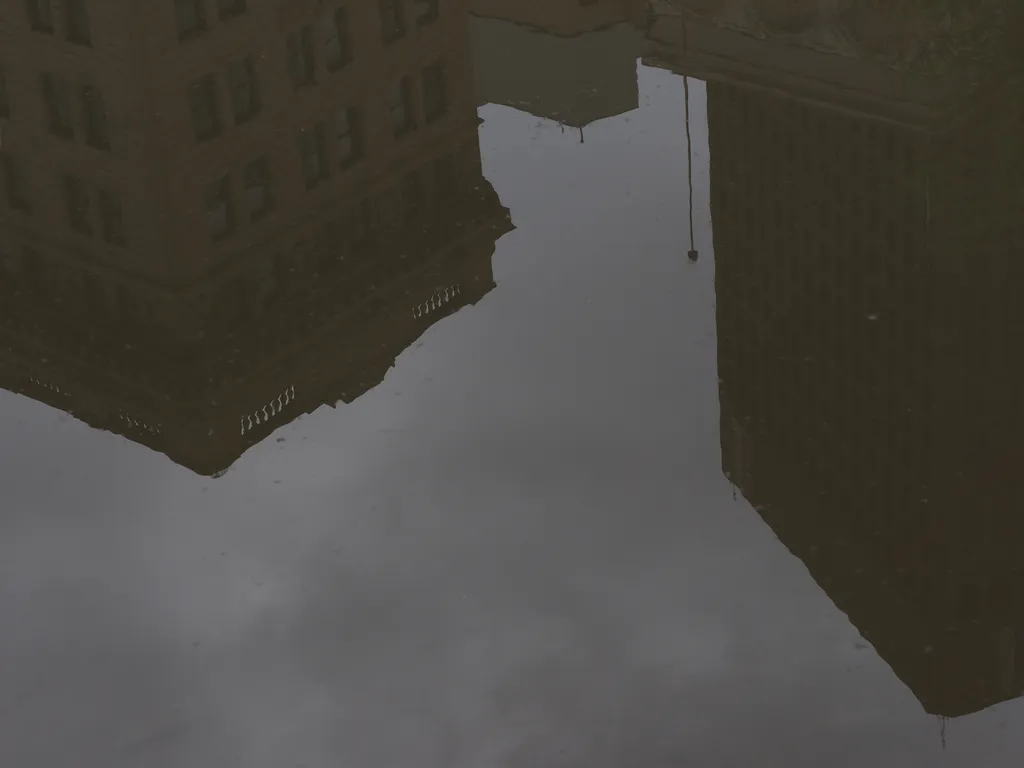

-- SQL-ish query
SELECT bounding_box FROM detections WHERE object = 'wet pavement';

[2,1,1024,766]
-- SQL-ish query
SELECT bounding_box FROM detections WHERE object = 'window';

[299,123,328,188]
[335,106,362,168]
[389,75,414,137]
[27,0,54,33]
[227,56,260,123]
[206,175,234,239]
[64,0,91,45]
[379,0,405,43]
[42,73,73,138]
[242,156,273,221]
[63,174,92,234]
[188,74,221,141]
[217,0,246,20]
[412,0,438,26]
[175,0,205,40]
[3,156,31,213]
[323,8,352,72]
[0,65,9,118]
[422,61,447,123]
[98,189,125,245]
[287,26,316,88]
[81,85,110,149]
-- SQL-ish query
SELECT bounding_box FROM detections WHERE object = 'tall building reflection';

[654,2,1024,718]
[0,0,513,475]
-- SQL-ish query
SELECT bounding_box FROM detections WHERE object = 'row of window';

[41,73,111,148]
[175,0,247,41]
[175,0,438,45]
[63,174,125,244]
[381,0,440,44]
[26,0,91,45]
[0,68,110,149]
[288,8,354,88]
[205,157,273,240]
[187,8,442,145]
[3,155,125,246]
[21,1,439,56]
[186,2,443,143]
[202,62,447,241]
[240,144,476,319]
[189,58,260,141]
[290,2,439,81]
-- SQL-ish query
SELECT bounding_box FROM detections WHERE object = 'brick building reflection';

[0,0,513,475]
[651,0,1024,719]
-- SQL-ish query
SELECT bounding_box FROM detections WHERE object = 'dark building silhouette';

[642,0,985,130]
[0,0,513,475]
[647,0,1024,720]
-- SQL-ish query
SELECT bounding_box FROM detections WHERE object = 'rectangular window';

[188,74,221,141]
[242,156,273,221]
[323,8,352,72]
[422,61,447,123]
[227,56,260,123]
[175,0,205,40]
[3,156,31,213]
[42,73,74,138]
[81,85,110,149]
[287,26,316,88]
[299,123,328,189]
[0,64,9,119]
[335,106,362,168]
[63,174,92,234]
[97,189,125,245]
[206,175,234,240]
[379,0,405,43]
[64,0,91,45]
[217,0,246,20]
[27,0,54,33]
[389,75,414,137]
[412,0,438,26]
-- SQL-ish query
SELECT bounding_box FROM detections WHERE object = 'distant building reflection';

[0,0,513,475]
[653,1,1024,719]
[471,0,648,127]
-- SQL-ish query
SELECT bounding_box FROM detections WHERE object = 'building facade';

[0,0,513,474]
[708,36,1024,717]
[472,0,648,36]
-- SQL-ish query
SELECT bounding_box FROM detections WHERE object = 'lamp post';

[683,16,698,263]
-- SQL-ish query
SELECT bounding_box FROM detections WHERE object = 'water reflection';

[4,0,1024,754]
[0,1,513,475]
[650,0,1024,720]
